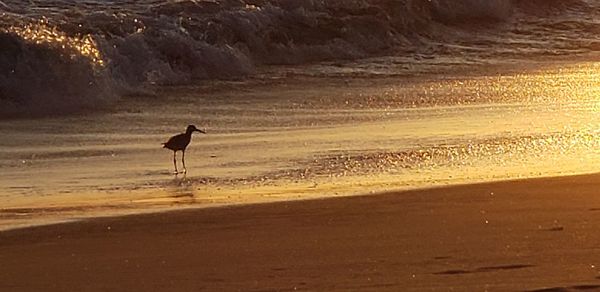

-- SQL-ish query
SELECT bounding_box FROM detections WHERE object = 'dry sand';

[2,174,600,291]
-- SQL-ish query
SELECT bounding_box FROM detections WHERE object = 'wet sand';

[2,61,599,230]
[1,174,600,291]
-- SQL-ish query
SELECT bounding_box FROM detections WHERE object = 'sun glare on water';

[3,18,105,68]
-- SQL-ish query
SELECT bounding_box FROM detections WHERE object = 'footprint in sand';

[434,264,534,276]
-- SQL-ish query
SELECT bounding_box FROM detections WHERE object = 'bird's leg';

[173,151,178,174]
[182,150,187,174]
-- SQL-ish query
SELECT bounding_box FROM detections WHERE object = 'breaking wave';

[0,0,597,118]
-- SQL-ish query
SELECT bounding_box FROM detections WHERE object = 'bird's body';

[163,132,192,152]
[163,125,205,174]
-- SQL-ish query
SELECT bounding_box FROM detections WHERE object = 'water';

[0,0,599,229]
[1,60,599,229]
[1,0,600,117]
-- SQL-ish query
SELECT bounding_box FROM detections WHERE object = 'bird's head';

[187,124,206,134]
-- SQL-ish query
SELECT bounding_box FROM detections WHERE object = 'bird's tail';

[161,143,166,148]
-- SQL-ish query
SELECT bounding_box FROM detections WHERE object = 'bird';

[162,125,206,174]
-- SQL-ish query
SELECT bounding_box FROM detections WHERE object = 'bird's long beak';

[196,129,206,134]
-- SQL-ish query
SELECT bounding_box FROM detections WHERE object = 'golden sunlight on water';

[3,18,105,67]
[0,61,599,229]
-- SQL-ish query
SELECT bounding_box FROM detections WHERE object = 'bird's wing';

[163,133,187,149]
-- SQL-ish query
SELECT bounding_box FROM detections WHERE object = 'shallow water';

[0,60,599,230]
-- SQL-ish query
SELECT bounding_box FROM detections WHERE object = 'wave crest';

[0,23,114,118]
[0,0,597,118]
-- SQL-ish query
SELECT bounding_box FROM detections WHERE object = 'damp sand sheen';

[1,61,599,230]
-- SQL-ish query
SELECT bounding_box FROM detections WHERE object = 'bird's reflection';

[166,175,196,203]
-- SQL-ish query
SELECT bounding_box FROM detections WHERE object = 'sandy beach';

[2,173,600,291]
[3,1,600,291]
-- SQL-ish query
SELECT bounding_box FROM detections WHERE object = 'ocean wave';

[0,0,597,118]
[0,26,115,118]
[430,0,513,23]
[514,0,591,16]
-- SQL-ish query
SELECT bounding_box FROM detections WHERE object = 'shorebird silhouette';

[162,125,206,174]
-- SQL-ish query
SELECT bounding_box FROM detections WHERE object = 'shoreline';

[2,172,600,291]
[1,170,597,233]
[2,59,598,229]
